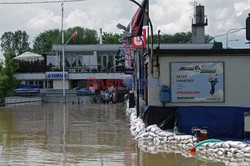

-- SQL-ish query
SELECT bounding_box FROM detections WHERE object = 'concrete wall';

[14,73,45,80]
[148,55,250,107]
[42,96,92,103]
[192,26,205,44]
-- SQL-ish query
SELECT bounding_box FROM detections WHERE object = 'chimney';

[191,3,208,44]
[100,28,103,44]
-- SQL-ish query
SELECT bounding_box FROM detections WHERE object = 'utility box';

[160,86,170,103]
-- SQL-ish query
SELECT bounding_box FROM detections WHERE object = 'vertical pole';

[136,51,140,118]
[137,36,145,118]
[146,0,149,53]
[62,3,66,103]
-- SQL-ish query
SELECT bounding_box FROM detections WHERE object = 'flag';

[117,0,148,42]
[123,40,132,69]
[130,0,148,37]
[71,30,78,40]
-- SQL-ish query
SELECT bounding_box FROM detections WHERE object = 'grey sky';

[0,0,250,59]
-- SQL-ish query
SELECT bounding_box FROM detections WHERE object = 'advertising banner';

[132,28,147,49]
[170,62,224,102]
[123,40,134,74]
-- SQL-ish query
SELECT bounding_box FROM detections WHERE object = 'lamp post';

[227,39,239,48]
[61,4,78,103]
[61,3,66,103]
[226,28,245,48]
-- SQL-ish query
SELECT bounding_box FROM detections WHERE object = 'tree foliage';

[0,53,19,103]
[150,31,214,44]
[102,32,121,44]
[63,26,98,45]
[33,29,60,55]
[0,30,30,58]
[160,32,192,43]
[33,26,99,54]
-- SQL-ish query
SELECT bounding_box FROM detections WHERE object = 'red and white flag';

[71,30,78,40]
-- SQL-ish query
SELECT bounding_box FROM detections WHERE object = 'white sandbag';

[243,153,250,157]
[217,151,224,156]
[242,147,250,153]
[222,142,231,149]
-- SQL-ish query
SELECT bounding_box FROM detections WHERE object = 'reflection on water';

[0,103,227,165]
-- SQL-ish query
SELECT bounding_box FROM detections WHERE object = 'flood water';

[0,103,239,165]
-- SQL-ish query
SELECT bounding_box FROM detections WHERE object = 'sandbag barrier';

[126,101,250,164]
[126,104,197,155]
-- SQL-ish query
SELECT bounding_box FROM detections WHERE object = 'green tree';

[33,29,60,55]
[1,30,30,58]
[33,27,99,54]
[150,31,214,44]
[0,53,19,103]
[205,34,214,43]
[102,32,121,44]
[64,26,98,44]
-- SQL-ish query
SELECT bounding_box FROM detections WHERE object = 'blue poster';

[170,62,224,102]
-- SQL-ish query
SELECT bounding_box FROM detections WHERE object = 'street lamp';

[226,28,245,48]
[227,39,239,48]
[61,3,65,103]
[61,4,77,103]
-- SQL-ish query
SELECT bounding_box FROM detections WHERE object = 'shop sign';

[46,72,69,79]
[170,62,224,103]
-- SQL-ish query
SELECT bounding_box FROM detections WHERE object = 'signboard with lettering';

[170,62,224,102]
[46,72,69,80]
[132,28,147,49]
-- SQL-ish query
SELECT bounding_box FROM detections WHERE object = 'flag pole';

[62,3,66,103]
[147,0,149,54]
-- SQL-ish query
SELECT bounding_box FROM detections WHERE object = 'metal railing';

[17,64,125,73]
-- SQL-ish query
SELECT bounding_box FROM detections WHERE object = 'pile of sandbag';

[126,105,197,151]
[197,141,250,158]
[126,102,250,165]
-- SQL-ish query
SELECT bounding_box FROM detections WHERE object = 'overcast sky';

[0,0,250,59]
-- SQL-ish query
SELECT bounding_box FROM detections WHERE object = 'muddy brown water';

[0,103,238,165]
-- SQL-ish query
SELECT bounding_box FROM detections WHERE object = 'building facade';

[14,44,131,90]
[145,49,250,107]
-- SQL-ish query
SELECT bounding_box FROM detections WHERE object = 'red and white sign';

[132,28,146,49]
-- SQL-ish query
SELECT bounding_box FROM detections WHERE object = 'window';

[39,81,43,89]
[108,55,114,65]
[66,56,71,68]
[97,56,101,65]
[48,81,53,89]
[103,56,107,66]
[71,55,77,68]
[78,56,82,67]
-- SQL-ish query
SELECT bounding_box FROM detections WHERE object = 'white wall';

[53,80,69,90]
[148,55,250,107]
[14,73,45,80]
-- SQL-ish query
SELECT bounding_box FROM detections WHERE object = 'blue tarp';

[177,106,250,139]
